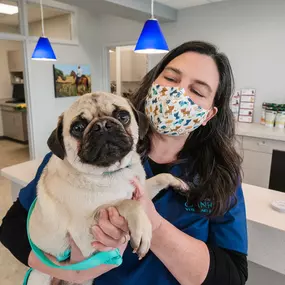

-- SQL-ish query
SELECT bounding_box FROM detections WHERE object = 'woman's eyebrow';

[193,79,212,93]
[164,67,182,75]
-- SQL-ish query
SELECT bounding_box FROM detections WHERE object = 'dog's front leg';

[115,200,152,260]
[146,173,189,199]
[68,217,96,259]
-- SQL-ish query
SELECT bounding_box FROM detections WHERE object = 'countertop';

[1,159,285,233]
[0,98,25,108]
[236,122,285,142]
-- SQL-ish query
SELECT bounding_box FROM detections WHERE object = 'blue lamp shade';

[134,18,169,54]
[31,37,56,61]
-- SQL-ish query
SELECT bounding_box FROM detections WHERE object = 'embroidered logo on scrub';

[145,84,209,136]
[185,200,213,214]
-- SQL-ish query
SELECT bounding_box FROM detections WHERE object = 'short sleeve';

[208,185,248,254]
[19,152,52,211]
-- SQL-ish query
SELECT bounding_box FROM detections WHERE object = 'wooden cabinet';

[7,50,24,72]
[236,135,285,188]
[1,105,28,142]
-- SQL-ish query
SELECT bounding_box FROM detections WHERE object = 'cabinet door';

[121,50,133,82]
[133,54,147,82]
[2,110,16,138]
[242,149,272,188]
[2,110,25,141]
[7,50,24,72]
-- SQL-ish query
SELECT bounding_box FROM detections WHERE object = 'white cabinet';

[1,105,28,142]
[7,50,24,72]
[236,135,285,188]
[110,50,147,82]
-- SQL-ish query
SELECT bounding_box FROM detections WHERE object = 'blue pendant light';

[31,0,56,61]
[134,0,169,54]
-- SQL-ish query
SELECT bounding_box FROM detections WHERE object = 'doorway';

[108,45,149,98]
[0,39,29,163]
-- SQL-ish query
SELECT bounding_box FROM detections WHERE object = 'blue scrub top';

[19,153,248,285]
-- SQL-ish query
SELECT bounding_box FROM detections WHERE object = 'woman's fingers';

[131,177,145,199]
[92,225,129,249]
[107,207,129,233]
[97,209,125,239]
[91,241,115,252]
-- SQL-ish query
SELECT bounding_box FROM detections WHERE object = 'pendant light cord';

[40,0,45,37]
[151,0,154,19]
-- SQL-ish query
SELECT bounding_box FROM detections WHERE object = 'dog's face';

[47,92,148,174]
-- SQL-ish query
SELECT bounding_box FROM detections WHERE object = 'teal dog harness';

[23,198,122,284]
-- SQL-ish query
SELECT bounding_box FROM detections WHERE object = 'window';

[27,3,72,40]
[0,1,20,34]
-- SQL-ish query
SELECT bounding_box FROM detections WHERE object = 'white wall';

[29,14,71,40]
[27,8,102,158]
[28,0,285,156]
[97,0,285,123]
[0,40,22,136]
[162,0,285,123]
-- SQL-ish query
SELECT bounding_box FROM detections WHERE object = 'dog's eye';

[116,110,130,125]
[71,121,87,137]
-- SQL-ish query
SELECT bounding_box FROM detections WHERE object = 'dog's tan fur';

[26,93,187,285]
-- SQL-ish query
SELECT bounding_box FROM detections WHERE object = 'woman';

[0,41,248,285]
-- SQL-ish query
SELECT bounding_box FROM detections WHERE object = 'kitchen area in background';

[231,89,285,193]
[109,45,148,98]
[0,0,73,166]
[0,40,28,143]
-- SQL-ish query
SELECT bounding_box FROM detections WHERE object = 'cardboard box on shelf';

[238,88,256,123]
[240,102,255,109]
[239,115,253,123]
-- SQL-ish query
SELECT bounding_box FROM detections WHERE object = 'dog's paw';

[128,211,152,260]
[159,173,189,192]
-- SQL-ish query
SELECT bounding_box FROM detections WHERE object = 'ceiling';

[0,0,68,26]
[156,0,227,9]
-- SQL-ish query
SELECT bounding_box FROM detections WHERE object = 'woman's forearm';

[150,218,210,285]
[28,251,116,283]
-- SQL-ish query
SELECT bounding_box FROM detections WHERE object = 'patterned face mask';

[145,84,210,136]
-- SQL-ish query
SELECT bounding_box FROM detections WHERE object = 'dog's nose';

[93,120,114,132]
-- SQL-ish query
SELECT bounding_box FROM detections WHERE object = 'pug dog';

[27,92,187,285]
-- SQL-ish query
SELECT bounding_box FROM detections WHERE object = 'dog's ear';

[47,114,65,160]
[130,102,149,140]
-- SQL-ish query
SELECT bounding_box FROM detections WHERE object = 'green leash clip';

[23,198,122,284]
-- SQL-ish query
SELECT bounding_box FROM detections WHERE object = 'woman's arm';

[28,243,127,284]
[131,179,248,285]
[28,208,129,283]
[151,218,209,285]
[0,198,129,283]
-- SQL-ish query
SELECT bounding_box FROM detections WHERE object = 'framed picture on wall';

[53,64,92,98]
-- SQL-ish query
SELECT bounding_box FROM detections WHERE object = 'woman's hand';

[90,207,130,253]
[91,179,163,252]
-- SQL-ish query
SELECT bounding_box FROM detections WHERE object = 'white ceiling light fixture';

[0,3,18,15]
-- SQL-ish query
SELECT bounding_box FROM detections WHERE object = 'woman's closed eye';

[190,88,204,98]
[164,76,178,83]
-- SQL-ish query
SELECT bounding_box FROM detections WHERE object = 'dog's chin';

[78,134,134,168]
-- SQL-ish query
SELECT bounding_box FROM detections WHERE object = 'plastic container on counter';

[275,108,285,129]
[261,102,269,125]
[265,105,277,128]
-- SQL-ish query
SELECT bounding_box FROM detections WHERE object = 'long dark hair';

[131,41,242,217]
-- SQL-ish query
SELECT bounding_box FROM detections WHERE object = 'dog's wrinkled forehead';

[66,92,132,121]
